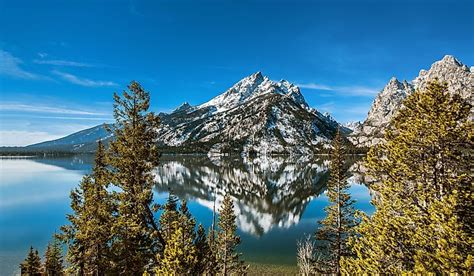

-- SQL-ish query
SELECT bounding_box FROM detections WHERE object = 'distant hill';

[25,124,113,153]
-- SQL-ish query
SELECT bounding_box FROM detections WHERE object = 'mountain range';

[18,55,474,155]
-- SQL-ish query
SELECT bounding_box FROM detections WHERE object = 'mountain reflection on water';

[0,154,372,275]
[154,155,365,236]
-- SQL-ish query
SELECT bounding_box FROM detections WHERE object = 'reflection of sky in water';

[0,158,89,275]
[0,155,374,275]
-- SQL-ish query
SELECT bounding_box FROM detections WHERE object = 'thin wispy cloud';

[52,70,117,87]
[338,86,380,96]
[297,82,381,96]
[297,83,333,91]
[34,59,95,67]
[37,52,48,58]
[0,50,42,80]
[0,103,107,116]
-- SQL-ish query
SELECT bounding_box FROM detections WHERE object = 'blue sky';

[1,0,473,146]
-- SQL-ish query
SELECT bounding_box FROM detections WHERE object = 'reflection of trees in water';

[154,155,360,236]
[31,154,365,237]
[32,155,94,172]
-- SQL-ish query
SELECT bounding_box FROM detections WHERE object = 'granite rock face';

[350,55,473,147]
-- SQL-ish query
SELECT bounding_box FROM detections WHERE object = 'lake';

[0,155,374,275]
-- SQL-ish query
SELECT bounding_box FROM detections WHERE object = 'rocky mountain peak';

[386,77,403,90]
[413,55,473,100]
[350,55,472,148]
[364,79,411,126]
[250,71,264,81]
[172,102,193,113]
[439,55,462,66]
[198,72,309,113]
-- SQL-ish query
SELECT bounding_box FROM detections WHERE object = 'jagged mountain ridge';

[21,56,471,153]
[350,55,473,147]
[158,72,339,155]
[26,72,340,154]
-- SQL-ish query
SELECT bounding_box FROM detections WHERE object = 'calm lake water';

[0,155,374,275]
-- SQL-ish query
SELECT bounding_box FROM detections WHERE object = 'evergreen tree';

[20,246,42,276]
[44,237,64,276]
[314,129,357,274]
[156,197,202,274]
[215,193,247,275]
[342,81,473,273]
[60,141,114,275]
[108,81,163,274]
[159,193,180,242]
[156,221,198,275]
[194,224,214,274]
[179,199,196,242]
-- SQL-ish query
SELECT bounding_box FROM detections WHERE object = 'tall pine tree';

[44,237,64,276]
[20,246,42,276]
[194,224,214,274]
[314,129,357,274]
[342,81,473,273]
[108,81,163,274]
[215,193,247,275]
[158,193,180,242]
[60,141,114,275]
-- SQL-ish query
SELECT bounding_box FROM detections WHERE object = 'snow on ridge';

[197,71,309,114]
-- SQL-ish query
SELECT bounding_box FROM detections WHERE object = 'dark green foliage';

[60,141,114,275]
[20,246,42,276]
[44,237,64,276]
[194,224,214,274]
[215,193,247,275]
[314,129,358,274]
[108,81,163,274]
[158,193,180,242]
[343,81,473,273]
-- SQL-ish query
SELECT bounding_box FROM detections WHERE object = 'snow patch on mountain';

[157,72,339,155]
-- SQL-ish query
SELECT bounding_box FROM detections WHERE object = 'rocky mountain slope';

[20,56,471,153]
[158,72,339,155]
[350,55,473,147]
[25,72,340,154]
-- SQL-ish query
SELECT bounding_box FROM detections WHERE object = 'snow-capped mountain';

[26,72,339,154]
[350,55,473,147]
[198,72,308,113]
[21,56,471,153]
[157,72,339,155]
